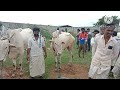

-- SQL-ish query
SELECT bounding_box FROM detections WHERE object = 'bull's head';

[0,32,16,61]
[49,39,65,56]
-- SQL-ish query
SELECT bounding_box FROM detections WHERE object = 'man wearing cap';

[27,27,47,79]
[88,17,119,79]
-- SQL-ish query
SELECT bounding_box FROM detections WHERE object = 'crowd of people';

[25,20,120,79]
[76,23,120,79]
[76,28,92,58]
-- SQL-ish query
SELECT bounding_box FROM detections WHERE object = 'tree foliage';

[93,16,120,26]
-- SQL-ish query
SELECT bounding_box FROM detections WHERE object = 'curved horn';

[8,33,15,40]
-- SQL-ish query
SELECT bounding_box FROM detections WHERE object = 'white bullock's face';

[53,39,65,55]
[0,39,9,61]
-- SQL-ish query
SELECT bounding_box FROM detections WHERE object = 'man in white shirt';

[91,30,99,58]
[27,27,47,79]
[111,31,120,78]
[88,24,119,79]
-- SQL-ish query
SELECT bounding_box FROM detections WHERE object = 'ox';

[49,31,75,71]
[19,28,34,49]
[0,28,33,77]
[3,30,24,71]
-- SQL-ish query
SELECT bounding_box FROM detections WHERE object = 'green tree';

[93,16,120,26]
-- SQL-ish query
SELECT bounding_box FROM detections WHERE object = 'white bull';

[0,30,24,73]
[49,31,75,71]
[19,28,34,49]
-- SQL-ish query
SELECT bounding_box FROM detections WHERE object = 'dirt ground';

[0,64,89,79]
[0,66,29,79]
[50,64,89,79]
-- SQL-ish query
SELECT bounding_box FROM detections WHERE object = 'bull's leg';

[67,48,73,66]
[58,55,61,69]
[69,51,73,66]
[55,55,57,68]
[12,58,16,71]
[57,55,61,78]
[54,55,58,71]
[18,55,23,71]
[19,48,24,71]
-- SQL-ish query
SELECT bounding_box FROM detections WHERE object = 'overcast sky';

[0,11,120,27]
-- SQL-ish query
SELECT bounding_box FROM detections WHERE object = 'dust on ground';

[50,64,89,79]
[0,66,29,79]
[0,64,90,79]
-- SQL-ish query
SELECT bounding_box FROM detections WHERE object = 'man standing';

[78,28,87,58]
[76,29,80,49]
[88,23,119,79]
[111,31,120,78]
[27,27,47,79]
[87,28,92,51]
[110,31,120,71]
[95,26,105,37]
[91,30,99,58]
[84,30,88,53]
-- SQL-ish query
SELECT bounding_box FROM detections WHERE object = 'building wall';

[0,21,120,35]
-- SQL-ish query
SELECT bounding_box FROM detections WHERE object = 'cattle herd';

[0,28,76,79]
[1,28,120,79]
[0,28,34,77]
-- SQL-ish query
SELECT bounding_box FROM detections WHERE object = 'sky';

[0,11,120,27]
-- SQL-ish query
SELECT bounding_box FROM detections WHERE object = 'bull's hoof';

[78,55,81,58]
[54,68,58,72]
[13,68,16,72]
[20,69,23,72]
[68,63,72,67]
[11,74,15,78]
[17,67,20,69]
[19,72,23,77]
[6,73,10,77]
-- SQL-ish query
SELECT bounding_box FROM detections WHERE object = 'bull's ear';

[61,42,65,44]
